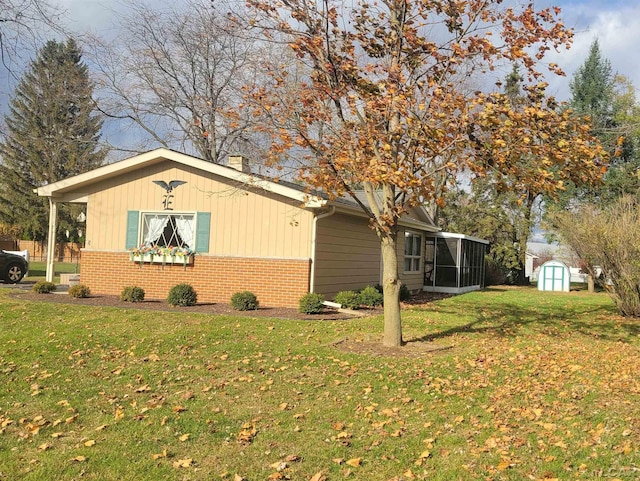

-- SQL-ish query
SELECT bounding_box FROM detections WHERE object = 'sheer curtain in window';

[143,215,169,246]
[175,216,195,249]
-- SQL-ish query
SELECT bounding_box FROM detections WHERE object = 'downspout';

[310,206,335,293]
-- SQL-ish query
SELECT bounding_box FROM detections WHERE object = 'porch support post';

[45,198,58,282]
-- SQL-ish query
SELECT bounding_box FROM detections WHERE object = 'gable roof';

[36,148,326,208]
[36,148,437,231]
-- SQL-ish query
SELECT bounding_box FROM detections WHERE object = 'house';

[36,148,487,307]
[525,252,539,281]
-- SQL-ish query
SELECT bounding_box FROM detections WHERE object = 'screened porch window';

[141,212,195,249]
[404,232,422,272]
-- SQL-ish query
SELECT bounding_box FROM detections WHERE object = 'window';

[126,210,210,253]
[141,212,195,249]
[404,232,422,272]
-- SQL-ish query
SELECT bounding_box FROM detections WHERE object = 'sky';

[536,0,640,100]
[43,0,640,102]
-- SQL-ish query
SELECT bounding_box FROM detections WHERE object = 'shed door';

[542,265,566,291]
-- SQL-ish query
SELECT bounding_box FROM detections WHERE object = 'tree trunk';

[381,233,402,347]
[587,274,595,294]
[515,194,536,286]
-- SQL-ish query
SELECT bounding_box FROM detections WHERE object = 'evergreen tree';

[0,39,106,241]
[569,39,614,134]
[548,39,639,210]
[439,177,532,285]
[443,64,552,284]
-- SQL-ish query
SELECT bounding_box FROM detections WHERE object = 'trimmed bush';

[299,292,325,314]
[334,290,361,309]
[120,286,145,303]
[230,291,259,311]
[358,285,383,307]
[399,284,411,302]
[68,284,91,298]
[370,283,410,302]
[167,283,198,307]
[32,281,57,294]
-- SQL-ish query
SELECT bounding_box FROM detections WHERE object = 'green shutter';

[125,210,140,249]
[195,212,211,253]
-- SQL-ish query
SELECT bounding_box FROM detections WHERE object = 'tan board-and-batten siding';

[313,212,381,298]
[84,160,313,259]
[313,212,428,298]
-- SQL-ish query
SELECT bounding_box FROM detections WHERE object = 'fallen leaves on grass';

[172,458,194,468]
[237,422,258,445]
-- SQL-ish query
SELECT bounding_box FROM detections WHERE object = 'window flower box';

[129,245,194,268]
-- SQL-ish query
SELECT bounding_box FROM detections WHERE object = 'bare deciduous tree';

[0,0,64,70]
[551,196,640,316]
[89,0,274,163]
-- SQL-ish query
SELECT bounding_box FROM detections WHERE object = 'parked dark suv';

[0,250,29,283]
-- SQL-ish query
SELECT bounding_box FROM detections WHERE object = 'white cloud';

[53,0,119,36]
[544,2,640,100]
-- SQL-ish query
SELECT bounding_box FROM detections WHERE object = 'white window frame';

[140,211,197,250]
[403,231,423,273]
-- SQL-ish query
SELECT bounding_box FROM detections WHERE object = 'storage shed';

[537,260,571,292]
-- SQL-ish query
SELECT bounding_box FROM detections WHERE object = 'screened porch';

[423,232,489,294]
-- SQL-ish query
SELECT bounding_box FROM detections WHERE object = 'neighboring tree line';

[1,0,634,345]
[548,42,640,316]
[441,42,640,283]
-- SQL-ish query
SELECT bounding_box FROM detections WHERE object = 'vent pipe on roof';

[228,154,250,173]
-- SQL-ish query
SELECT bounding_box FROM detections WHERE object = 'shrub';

[372,283,411,302]
[485,259,507,286]
[358,285,383,307]
[120,286,145,303]
[552,196,640,316]
[399,284,411,302]
[68,284,91,298]
[32,280,57,294]
[167,283,198,307]
[230,291,259,311]
[299,292,325,314]
[334,290,361,309]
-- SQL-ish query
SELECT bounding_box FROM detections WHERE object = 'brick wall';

[80,251,311,308]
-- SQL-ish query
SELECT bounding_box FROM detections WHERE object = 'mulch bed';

[6,289,377,320]
[5,286,451,321]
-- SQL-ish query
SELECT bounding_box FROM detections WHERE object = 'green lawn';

[25,261,79,283]
[0,286,638,480]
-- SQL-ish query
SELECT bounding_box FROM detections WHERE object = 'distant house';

[525,252,539,281]
[36,149,469,306]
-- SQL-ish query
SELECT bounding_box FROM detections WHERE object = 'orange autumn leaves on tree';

[246,0,606,347]
[469,83,608,197]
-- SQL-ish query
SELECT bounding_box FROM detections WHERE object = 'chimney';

[228,154,250,173]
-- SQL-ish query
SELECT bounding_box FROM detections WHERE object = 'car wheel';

[4,262,25,283]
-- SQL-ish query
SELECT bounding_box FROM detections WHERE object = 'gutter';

[309,206,336,293]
